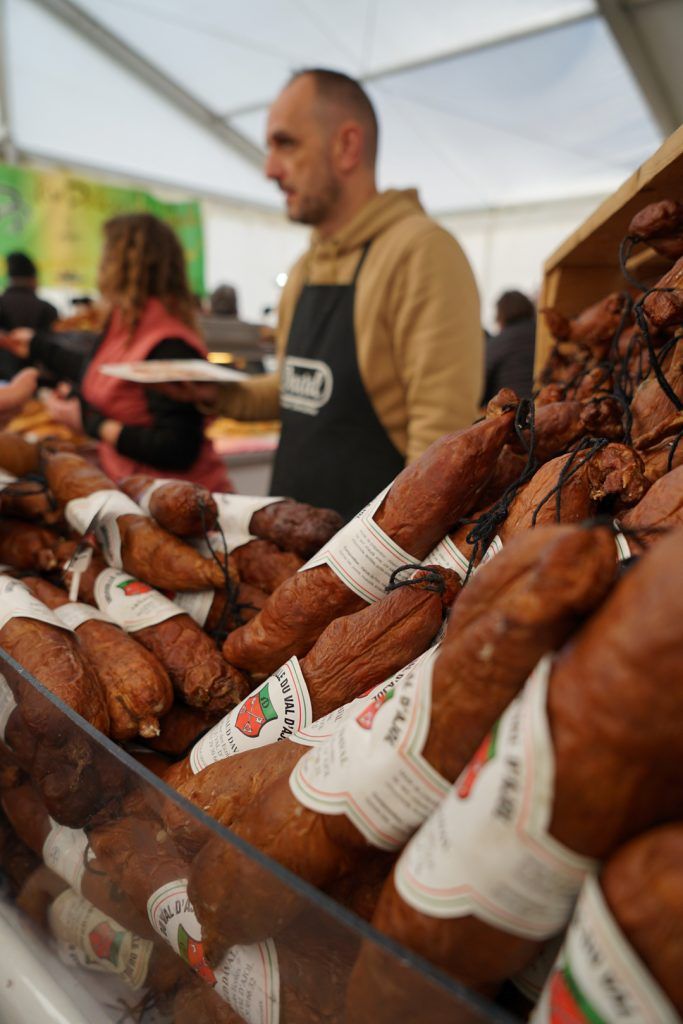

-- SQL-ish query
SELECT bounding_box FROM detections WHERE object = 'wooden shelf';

[535,124,683,375]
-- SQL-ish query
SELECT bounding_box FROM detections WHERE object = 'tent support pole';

[596,0,679,137]
[0,0,17,163]
[27,0,265,169]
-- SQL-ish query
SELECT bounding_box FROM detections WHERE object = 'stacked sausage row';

[0,198,682,1023]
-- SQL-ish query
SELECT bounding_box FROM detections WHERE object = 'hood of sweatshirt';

[309,189,426,258]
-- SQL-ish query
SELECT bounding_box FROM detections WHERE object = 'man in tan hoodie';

[179,69,482,519]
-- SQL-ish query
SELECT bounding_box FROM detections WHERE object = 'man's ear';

[333,120,364,174]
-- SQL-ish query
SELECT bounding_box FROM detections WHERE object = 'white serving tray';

[100,359,247,384]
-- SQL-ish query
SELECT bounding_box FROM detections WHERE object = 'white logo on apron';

[281,356,334,415]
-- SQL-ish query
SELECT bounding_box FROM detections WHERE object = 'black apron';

[270,245,405,521]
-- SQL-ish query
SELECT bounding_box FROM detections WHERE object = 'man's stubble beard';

[287,173,342,227]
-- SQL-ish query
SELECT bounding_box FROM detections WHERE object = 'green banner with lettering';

[0,164,204,293]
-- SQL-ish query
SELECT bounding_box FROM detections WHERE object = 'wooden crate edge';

[543,124,683,274]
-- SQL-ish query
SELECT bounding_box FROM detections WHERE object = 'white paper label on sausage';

[189,657,313,773]
[394,657,595,939]
[212,493,282,552]
[65,489,141,534]
[0,672,16,741]
[42,819,91,893]
[614,533,631,561]
[50,889,152,990]
[65,489,141,568]
[134,478,169,513]
[531,875,679,1024]
[290,646,449,850]
[148,879,280,1024]
[54,602,112,632]
[217,940,280,1024]
[63,544,94,602]
[481,534,503,565]
[289,655,419,749]
[191,530,230,559]
[422,535,470,581]
[303,484,418,603]
[171,588,214,628]
[189,649,417,773]
[0,575,68,631]
[612,520,632,563]
[93,568,182,633]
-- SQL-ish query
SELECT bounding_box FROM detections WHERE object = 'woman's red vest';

[81,298,231,490]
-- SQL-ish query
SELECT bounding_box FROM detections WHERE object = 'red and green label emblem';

[548,964,606,1024]
[89,920,123,966]
[235,681,278,737]
[355,688,394,730]
[457,721,499,799]
[117,578,151,597]
[177,923,216,986]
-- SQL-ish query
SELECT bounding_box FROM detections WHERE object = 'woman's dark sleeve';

[114,338,206,472]
[29,330,98,384]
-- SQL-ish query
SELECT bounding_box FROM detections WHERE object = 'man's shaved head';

[289,68,378,167]
[265,68,379,234]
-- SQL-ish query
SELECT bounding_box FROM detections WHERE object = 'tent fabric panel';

[69,0,598,114]
[6,0,277,205]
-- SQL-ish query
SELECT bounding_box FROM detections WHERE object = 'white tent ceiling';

[1,0,681,214]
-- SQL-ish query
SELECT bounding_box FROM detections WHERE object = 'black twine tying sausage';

[113,988,159,1024]
[458,399,538,580]
[0,473,45,497]
[578,514,667,541]
[619,235,641,291]
[618,234,682,295]
[600,292,636,442]
[633,297,683,412]
[665,427,683,472]
[386,563,445,594]
[618,234,660,293]
[198,496,243,647]
[209,591,257,649]
[613,319,638,402]
[618,230,682,412]
[599,511,671,544]
[60,536,96,598]
[530,436,609,527]
[0,472,58,511]
[574,516,645,576]
[614,521,669,541]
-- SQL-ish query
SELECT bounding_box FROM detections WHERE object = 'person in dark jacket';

[0,252,57,379]
[482,290,536,404]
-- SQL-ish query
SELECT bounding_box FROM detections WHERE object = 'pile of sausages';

[0,199,682,1023]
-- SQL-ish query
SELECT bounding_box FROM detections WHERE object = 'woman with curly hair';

[0,213,231,488]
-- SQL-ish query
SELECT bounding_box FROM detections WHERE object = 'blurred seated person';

[201,283,267,375]
[210,284,239,317]
[0,214,231,489]
[54,295,102,332]
[0,252,57,379]
[482,289,536,404]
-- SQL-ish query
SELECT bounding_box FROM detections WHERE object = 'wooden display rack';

[535,124,683,376]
